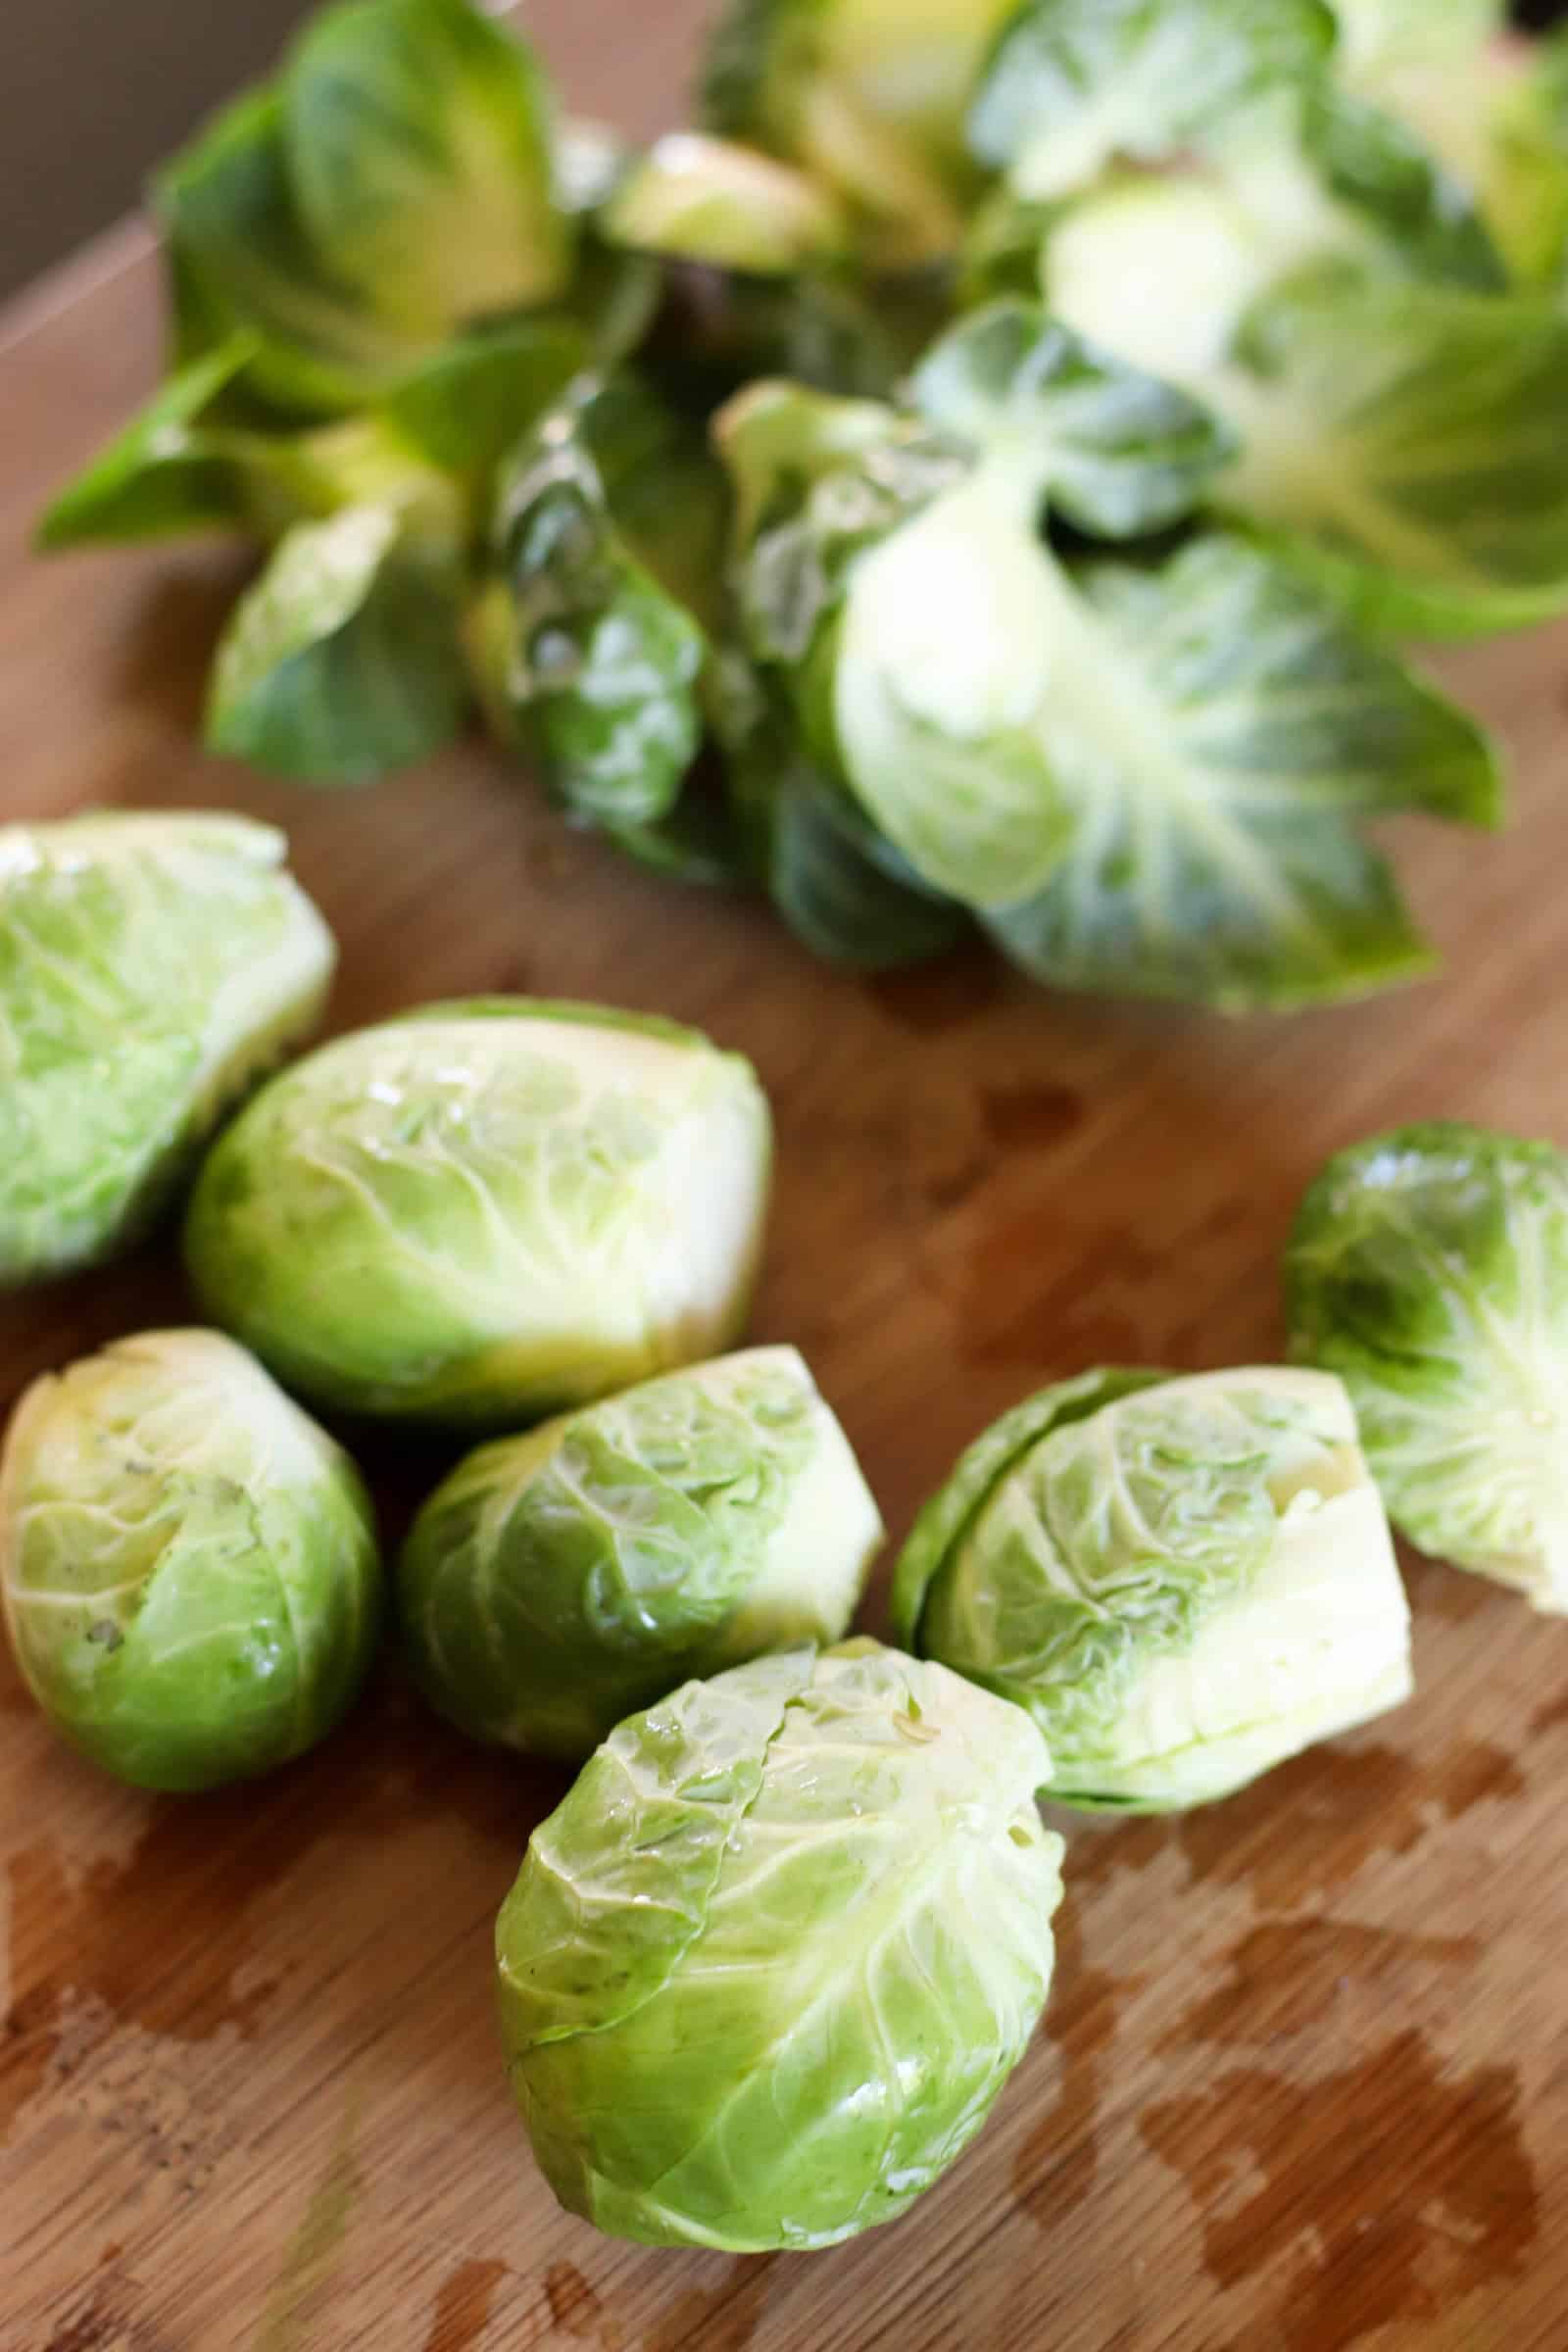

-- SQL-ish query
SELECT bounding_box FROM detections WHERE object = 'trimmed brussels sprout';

[496,1640,1061,2249]
[399,1346,882,1758]
[0,812,334,1286]
[184,999,772,1427]
[719,308,1498,1009]
[893,1367,1412,1809]
[0,1330,381,1790]
[1287,1123,1568,1613]
[702,0,1017,262]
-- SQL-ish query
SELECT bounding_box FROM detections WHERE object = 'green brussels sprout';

[0,1330,381,1790]
[496,1640,1061,2249]
[398,1346,883,1758]
[184,999,772,1428]
[892,1366,1412,1809]
[1287,1122,1568,1612]
[0,812,335,1286]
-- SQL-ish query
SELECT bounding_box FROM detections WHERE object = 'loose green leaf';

[379,319,587,479]
[908,298,1237,538]
[1047,178,1568,634]
[0,1330,380,1790]
[157,86,431,416]
[1288,1123,1568,1613]
[716,651,968,965]
[0,814,334,1284]
[283,0,570,334]
[901,1365,1412,1808]
[703,0,1017,262]
[479,384,715,826]
[208,504,470,784]
[602,132,850,273]
[983,533,1500,1010]
[499,1642,1061,2248]
[37,341,263,548]
[968,0,1336,199]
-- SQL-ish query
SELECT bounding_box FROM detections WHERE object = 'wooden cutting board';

[4,7,1568,2347]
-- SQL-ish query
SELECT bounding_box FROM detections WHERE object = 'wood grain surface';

[5,6,1568,2347]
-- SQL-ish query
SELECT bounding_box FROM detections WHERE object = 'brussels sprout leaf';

[982,533,1500,1009]
[283,0,570,334]
[968,0,1336,198]
[208,504,470,783]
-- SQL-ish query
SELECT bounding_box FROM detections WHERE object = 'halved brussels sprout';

[497,1640,1061,2249]
[0,812,335,1286]
[1287,1123,1568,1613]
[184,999,772,1427]
[893,1366,1412,1809]
[0,1330,381,1790]
[399,1345,882,1758]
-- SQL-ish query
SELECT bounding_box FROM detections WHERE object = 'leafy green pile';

[34,0,1568,1007]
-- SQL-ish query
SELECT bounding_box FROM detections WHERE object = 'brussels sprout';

[892,1367,1412,1809]
[0,812,334,1286]
[0,1330,381,1790]
[399,1346,882,1758]
[1287,1123,1568,1613]
[184,999,772,1428]
[496,1640,1061,2249]
[702,0,1017,262]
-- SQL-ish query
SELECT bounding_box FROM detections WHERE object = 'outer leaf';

[283,0,570,334]
[0,1330,380,1791]
[892,1367,1164,1644]
[398,1346,882,1758]
[156,87,431,416]
[968,0,1335,198]
[602,132,851,274]
[380,320,588,479]
[983,533,1500,1011]
[0,814,334,1284]
[905,1367,1412,1807]
[1395,30,1568,293]
[499,1642,1061,2249]
[1287,1123,1568,1612]
[182,1000,772,1427]
[480,389,711,827]
[1221,265,1568,635]
[1046,181,1568,635]
[703,0,1017,263]
[908,298,1237,538]
[1297,82,1503,290]
[716,653,969,967]
[36,342,261,548]
[207,504,470,785]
